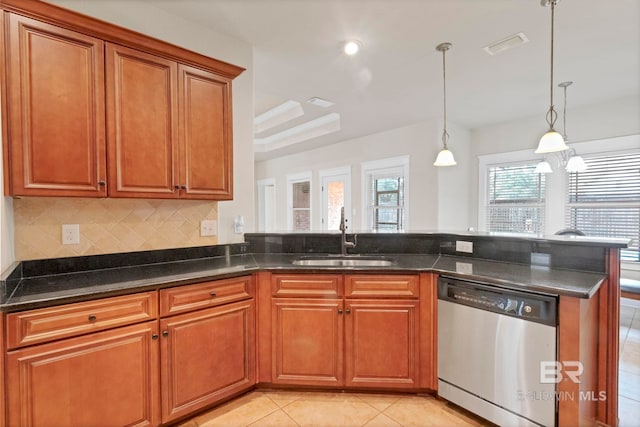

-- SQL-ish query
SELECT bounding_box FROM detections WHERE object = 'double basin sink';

[292,255,395,268]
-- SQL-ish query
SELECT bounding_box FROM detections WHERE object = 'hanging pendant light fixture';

[434,42,456,166]
[559,81,588,172]
[535,0,569,154]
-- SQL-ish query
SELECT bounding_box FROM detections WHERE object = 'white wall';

[469,95,640,230]
[46,0,255,244]
[255,119,471,232]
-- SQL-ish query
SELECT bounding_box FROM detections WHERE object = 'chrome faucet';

[339,207,357,256]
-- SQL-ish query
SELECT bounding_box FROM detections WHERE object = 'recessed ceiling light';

[343,40,361,56]
[483,32,529,56]
[306,97,335,108]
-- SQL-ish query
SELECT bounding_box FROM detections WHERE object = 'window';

[361,156,409,231]
[287,173,311,231]
[372,176,404,230]
[486,162,546,233]
[566,152,640,261]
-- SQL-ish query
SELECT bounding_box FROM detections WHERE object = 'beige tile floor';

[179,390,491,427]
[181,297,640,427]
[620,297,640,427]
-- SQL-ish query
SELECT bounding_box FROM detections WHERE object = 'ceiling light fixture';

[535,0,569,154]
[536,80,588,174]
[434,42,456,167]
[343,40,361,56]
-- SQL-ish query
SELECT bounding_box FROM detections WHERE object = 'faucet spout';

[339,207,357,255]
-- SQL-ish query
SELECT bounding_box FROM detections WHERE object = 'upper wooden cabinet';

[1,0,243,199]
[106,43,178,198]
[4,13,107,197]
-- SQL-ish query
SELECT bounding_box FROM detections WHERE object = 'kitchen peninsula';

[0,232,626,427]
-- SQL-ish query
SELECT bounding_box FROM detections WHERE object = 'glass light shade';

[565,155,588,173]
[535,130,569,153]
[535,160,553,174]
[434,149,457,166]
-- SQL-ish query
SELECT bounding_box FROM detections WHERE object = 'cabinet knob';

[338,308,343,315]
[152,334,159,340]
[181,185,187,190]
[346,308,351,315]
[174,185,181,190]
[162,330,169,337]
[210,291,217,298]
[98,181,105,186]
[88,314,97,322]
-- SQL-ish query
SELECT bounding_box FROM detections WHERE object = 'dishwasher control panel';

[437,276,557,326]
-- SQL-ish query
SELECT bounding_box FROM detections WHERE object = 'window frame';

[361,156,410,231]
[286,171,312,231]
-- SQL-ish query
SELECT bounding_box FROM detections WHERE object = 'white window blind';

[486,162,546,234]
[566,152,640,261]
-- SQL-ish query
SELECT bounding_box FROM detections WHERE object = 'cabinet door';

[178,65,233,199]
[345,300,419,389]
[160,300,255,423]
[272,298,343,386]
[106,43,179,198]
[5,14,106,197]
[6,321,160,427]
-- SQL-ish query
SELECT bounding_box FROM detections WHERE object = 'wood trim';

[418,273,437,390]
[0,0,245,79]
[1,10,10,196]
[0,312,5,427]
[558,294,600,426]
[256,272,272,383]
[599,248,620,426]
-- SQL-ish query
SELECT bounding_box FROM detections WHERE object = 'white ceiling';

[145,0,639,161]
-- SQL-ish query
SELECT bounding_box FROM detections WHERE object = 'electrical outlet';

[62,224,80,245]
[455,240,473,253]
[200,220,217,237]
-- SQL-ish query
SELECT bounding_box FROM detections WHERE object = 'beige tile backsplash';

[14,198,218,260]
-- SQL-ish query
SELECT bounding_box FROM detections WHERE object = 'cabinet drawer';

[272,274,343,298]
[6,292,158,349]
[160,276,253,317]
[345,275,419,298]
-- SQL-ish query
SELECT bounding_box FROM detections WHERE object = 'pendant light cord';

[546,0,558,129]
[562,83,567,138]
[441,46,449,149]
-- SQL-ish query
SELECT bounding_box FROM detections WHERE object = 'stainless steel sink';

[292,256,394,267]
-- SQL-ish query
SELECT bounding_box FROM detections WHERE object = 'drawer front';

[272,274,343,298]
[345,275,419,298]
[6,291,158,349]
[160,275,253,317]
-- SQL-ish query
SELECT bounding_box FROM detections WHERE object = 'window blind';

[566,152,640,261]
[486,163,546,234]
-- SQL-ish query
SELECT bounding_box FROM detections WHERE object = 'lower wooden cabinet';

[6,321,160,427]
[268,274,425,390]
[272,298,343,386]
[345,300,419,388]
[160,299,255,423]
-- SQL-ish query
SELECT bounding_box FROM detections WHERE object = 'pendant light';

[559,81,588,172]
[535,0,569,154]
[434,42,456,166]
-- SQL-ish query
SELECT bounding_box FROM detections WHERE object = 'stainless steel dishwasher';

[437,276,557,427]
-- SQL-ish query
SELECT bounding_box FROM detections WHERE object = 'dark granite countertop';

[0,251,606,312]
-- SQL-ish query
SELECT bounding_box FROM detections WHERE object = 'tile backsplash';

[14,198,218,261]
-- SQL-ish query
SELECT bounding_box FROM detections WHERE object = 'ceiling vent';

[306,97,335,108]
[483,32,529,56]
